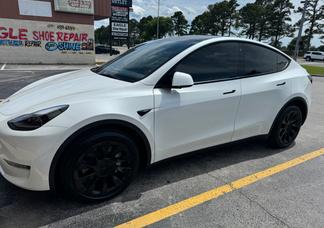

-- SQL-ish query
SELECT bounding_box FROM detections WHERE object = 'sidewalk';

[1,64,94,71]
[0,53,122,71]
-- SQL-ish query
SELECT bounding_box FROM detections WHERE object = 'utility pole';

[157,0,160,39]
[294,0,309,60]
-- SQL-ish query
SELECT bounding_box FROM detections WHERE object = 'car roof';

[145,35,277,49]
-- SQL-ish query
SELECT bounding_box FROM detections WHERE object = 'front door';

[153,42,242,162]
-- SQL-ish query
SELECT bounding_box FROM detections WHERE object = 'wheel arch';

[49,119,152,192]
[269,97,308,135]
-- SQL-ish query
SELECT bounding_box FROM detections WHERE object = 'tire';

[59,131,139,202]
[268,105,303,149]
[306,57,311,62]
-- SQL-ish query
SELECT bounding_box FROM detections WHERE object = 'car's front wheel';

[59,131,139,202]
[268,105,303,148]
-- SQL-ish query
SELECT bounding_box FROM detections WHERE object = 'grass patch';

[302,65,324,76]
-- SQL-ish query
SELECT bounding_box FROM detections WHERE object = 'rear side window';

[170,42,240,83]
[240,43,289,76]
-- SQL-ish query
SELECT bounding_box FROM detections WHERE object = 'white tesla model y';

[0,36,312,201]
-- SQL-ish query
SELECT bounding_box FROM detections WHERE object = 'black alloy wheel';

[59,131,139,202]
[269,106,303,148]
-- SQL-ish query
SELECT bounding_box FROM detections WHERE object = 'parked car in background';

[304,51,324,61]
[95,45,120,55]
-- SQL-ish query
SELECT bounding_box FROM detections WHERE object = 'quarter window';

[240,43,289,76]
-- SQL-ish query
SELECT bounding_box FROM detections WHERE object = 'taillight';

[307,75,313,83]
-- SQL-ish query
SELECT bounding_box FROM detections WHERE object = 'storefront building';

[0,0,111,64]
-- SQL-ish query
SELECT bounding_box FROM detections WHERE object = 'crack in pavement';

[206,172,292,228]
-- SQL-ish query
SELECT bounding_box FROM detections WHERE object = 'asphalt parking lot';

[0,70,324,228]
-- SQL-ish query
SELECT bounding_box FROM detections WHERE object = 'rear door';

[154,42,242,162]
[233,42,291,141]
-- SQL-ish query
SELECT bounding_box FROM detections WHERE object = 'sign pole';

[127,7,130,49]
[109,18,113,56]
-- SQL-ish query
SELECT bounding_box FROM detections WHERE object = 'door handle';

[277,82,286,86]
[223,90,236,95]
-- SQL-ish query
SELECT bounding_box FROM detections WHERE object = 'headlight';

[8,105,69,131]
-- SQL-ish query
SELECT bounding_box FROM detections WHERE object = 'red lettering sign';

[56,32,64,41]
[18,28,28,40]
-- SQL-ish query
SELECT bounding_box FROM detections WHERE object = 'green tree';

[95,25,110,45]
[254,0,272,41]
[137,16,173,41]
[171,11,189,36]
[287,36,308,55]
[208,0,239,36]
[138,16,155,41]
[239,3,262,39]
[318,45,324,51]
[296,0,324,50]
[268,0,295,48]
[190,12,212,35]
[154,17,173,39]
[129,19,140,45]
[226,0,240,36]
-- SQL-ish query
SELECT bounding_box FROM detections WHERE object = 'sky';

[95,0,322,47]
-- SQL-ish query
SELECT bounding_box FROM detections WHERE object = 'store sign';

[112,22,129,33]
[54,0,94,15]
[112,6,129,23]
[111,1,131,41]
[0,18,95,64]
[111,0,132,7]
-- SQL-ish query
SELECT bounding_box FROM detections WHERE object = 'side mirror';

[172,72,194,89]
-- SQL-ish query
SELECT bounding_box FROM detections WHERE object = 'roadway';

[0,70,323,228]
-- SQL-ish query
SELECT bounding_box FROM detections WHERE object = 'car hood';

[0,69,130,116]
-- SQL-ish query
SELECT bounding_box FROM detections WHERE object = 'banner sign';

[111,0,132,7]
[54,0,94,15]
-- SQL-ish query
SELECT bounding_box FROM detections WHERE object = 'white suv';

[0,36,312,201]
[304,51,324,61]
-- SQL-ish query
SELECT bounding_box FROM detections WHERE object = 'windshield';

[92,37,209,82]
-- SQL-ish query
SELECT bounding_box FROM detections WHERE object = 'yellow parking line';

[116,148,324,228]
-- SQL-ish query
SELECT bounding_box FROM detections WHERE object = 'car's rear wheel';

[59,131,139,202]
[268,106,303,148]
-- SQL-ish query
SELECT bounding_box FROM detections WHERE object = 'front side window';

[92,37,208,82]
[170,42,240,83]
[240,43,289,76]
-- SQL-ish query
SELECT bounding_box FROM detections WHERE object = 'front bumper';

[0,113,68,191]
